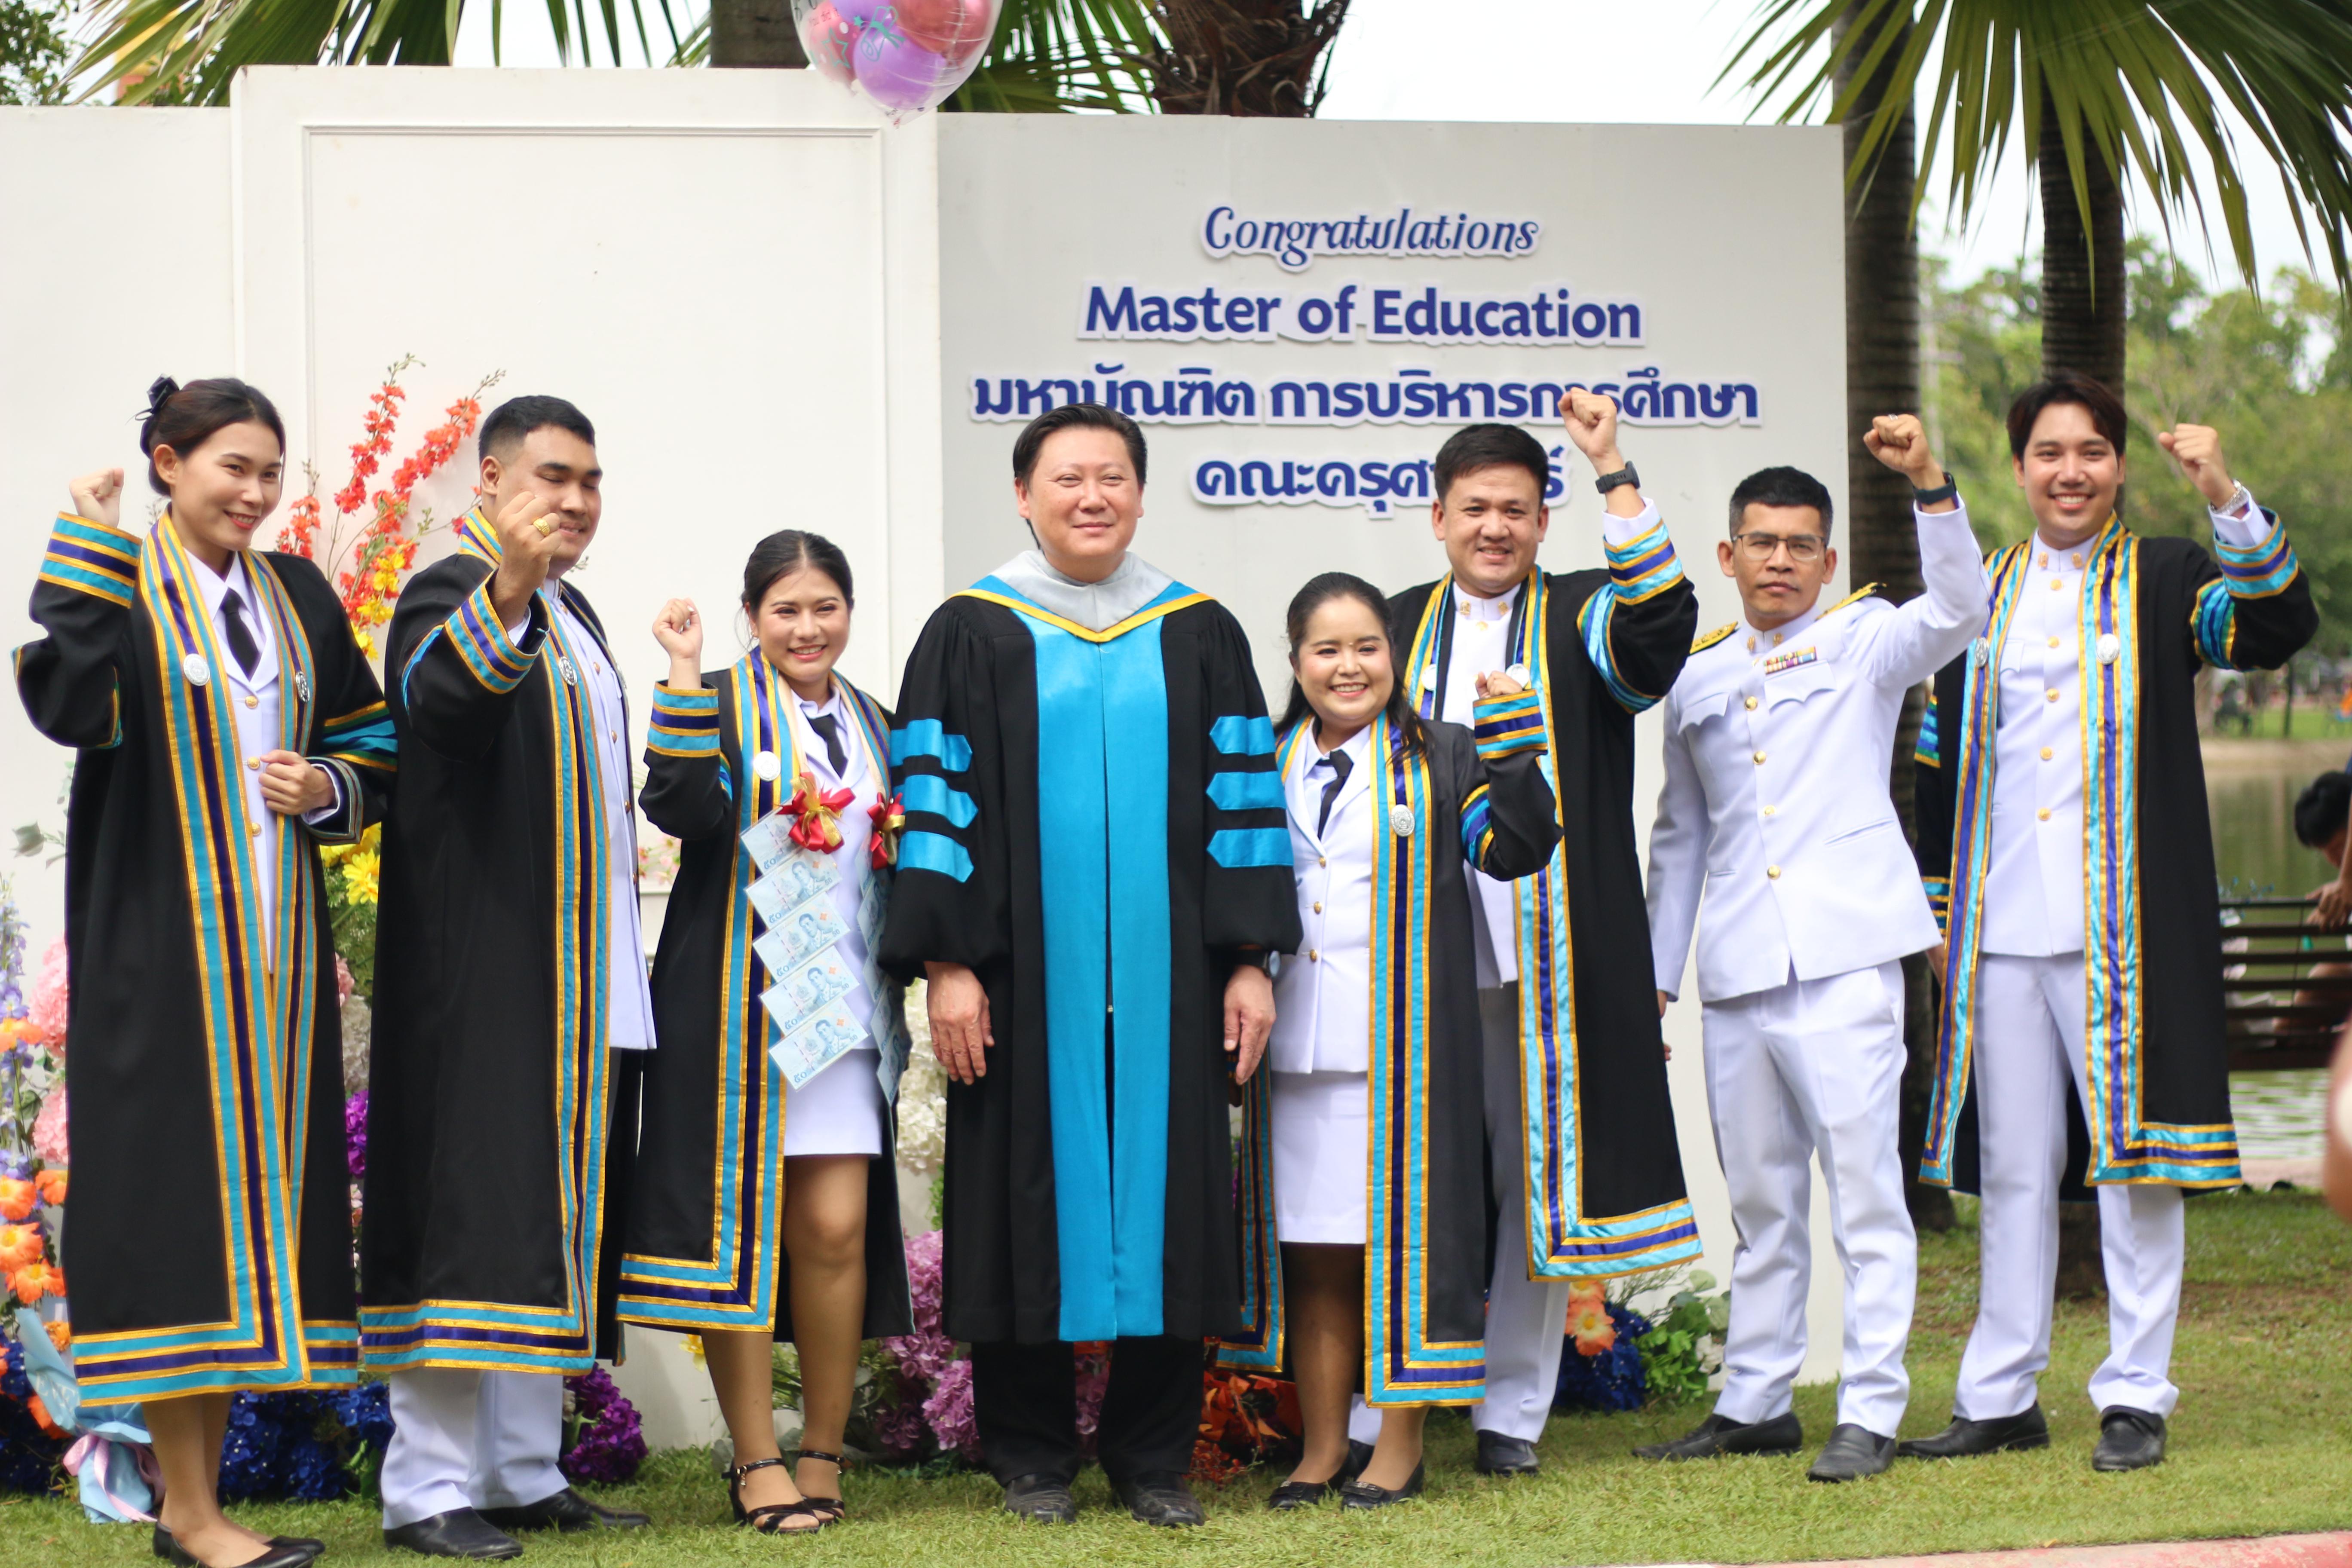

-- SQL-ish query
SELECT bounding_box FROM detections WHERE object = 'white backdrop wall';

[1,76,1859,1438]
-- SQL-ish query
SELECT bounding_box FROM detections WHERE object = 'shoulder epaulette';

[1822,582,1885,620]
[1690,622,1739,654]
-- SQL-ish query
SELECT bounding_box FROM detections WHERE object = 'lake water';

[2207,742,2342,1167]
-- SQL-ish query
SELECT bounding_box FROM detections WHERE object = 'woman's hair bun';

[140,377,182,453]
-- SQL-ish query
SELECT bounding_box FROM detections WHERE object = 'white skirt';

[782,1045,886,1157]
[1270,1070,1369,1245]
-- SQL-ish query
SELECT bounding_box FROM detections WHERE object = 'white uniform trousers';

[1703,961,1915,1437]
[1957,953,2185,1421]
[1351,986,1568,1444]
[381,1368,567,1528]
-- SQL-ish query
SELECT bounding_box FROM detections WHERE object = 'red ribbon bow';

[781,770,856,852]
[868,792,907,870]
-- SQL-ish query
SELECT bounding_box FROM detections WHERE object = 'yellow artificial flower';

[340,849,381,906]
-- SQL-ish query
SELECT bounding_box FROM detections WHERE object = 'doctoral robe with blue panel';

[16,513,392,1401]
[1388,521,1701,1280]
[877,583,1302,1345]
[1217,703,1559,1405]
[361,511,638,1372]
[1913,516,2316,1194]
[618,656,911,1338]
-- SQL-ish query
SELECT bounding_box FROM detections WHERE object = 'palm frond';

[1723,0,2352,287]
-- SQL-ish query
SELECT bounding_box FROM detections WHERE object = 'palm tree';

[1727,0,2352,1283]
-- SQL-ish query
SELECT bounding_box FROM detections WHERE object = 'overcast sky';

[449,0,2335,292]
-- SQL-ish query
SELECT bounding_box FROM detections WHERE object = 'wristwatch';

[1913,470,1960,507]
[1594,464,1640,496]
[1231,948,1274,976]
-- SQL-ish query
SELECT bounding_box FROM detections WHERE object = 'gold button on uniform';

[244,694,259,708]
[248,824,260,838]
[2046,690,2059,702]
[1753,750,1767,765]
[2051,579,2065,592]
[1308,950,1320,962]
[2037,808,2051,821]
[1318,856,1327,867]
[2040,747,2054,760]
[1312,902,1323,913]
[2047,637,2060,649]
[1761,805,1776,816]
[1744,696,1758,710]
[1766,865,1782,879]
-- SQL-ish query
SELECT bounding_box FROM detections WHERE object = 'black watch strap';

[1594,463,1640,496]
[1913,469,1959,506]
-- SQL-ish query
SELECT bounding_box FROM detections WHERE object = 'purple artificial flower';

[560,1367,648,1486]
[922,1357,980,1459]
[344,1092,368,1182]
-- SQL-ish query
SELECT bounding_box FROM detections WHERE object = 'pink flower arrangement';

[24,940,66,1058]
[920,1358,980,1458]
[30,1088,66,1169]
[334,955,355,1011]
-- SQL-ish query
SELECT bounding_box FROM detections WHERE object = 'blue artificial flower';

[1553,1304,1651,1414]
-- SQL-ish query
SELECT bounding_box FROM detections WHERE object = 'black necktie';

[1316,749,1352,837]
[807,711,848,778]
[221,588,261,680]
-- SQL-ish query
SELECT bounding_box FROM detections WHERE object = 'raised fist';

[2156,423,2237,509]
[1865,414,1943,487]
[1559,388,1625,470]
[69,468,125,530]
[652,598,703,663]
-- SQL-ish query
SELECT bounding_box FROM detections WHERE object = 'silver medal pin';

[1505,662,1532,689]
[182,652,211,687]
[294,668,311,703]
[557,656,577,686]
[1389,803,1415,837]
[1972,640,1990,668]
[1418,665,1438,693]
[753,749,782,782]
[2096,632,2121,666]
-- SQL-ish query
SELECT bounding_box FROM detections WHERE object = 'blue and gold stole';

[1222,715,1487,1404]
[620,655,892,1329]
[1924,519,2243,1188]
[1398,570,1703,1280]
[71,514,359,1398]
[362,506,614,1371]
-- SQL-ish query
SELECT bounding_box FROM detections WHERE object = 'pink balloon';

[854,27,949,112]
[799,0,856,83]
[893,0,989,65]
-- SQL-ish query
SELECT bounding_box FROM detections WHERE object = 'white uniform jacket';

[1647,505,1991,1004]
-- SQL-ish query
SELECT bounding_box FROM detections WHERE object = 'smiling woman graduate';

[16,377,392,1568]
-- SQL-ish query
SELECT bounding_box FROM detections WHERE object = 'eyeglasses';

[1732,532,1827,564]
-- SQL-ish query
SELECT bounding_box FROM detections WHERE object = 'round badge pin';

[2097,632,2121,666]
[1973,641,1991,668]
[1506,663,1532,688]
[1418,665,1438,693]
[181,652,211,687]
[1389,804,1415,837]
[753,750,782,782]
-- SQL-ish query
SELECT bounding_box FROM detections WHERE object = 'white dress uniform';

[1645,500,1989,1438]
[1267,724,1377,1244]
[779,683,889,1157]
[1955,487,2274,1424]
[382,580,658,1529]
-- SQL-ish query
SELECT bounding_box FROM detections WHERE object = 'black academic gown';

[877,575,1302,1346]
[361,508,637,1372]
[619,653,910,1339]
[1914,515,2316,1192]
[1389,519,1701,1280]
[17,511,391,1401]
[1219,706,1559,1406]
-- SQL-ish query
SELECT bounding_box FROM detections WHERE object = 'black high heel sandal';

[728,1456,831,1535]
[794,1448,849,1521]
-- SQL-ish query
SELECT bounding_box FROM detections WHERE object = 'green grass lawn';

[6,1189,2349,1566]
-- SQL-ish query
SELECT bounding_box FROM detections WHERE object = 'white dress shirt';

[184,551,340,968]
[1444,501,1664,988]
[1980,489,2272,957]
[549,591,658,1050]
[1269,724,1375,1075]
[784,683,882,1050]
[1647,502,1990,1002]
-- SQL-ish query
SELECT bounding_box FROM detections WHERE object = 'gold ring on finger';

[534,516,557,536]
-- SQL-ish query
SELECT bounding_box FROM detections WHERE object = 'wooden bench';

[2222,896,2352,1071]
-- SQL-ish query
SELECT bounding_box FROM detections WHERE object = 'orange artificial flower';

[10,1261,62,1304]
[43,1320,70,1355]
[33,1170,64,1207]
[0,1179,34,1222]
[1566,1281,1616,1357]
[25,1393,63,1437]
[0,1225,42,1271]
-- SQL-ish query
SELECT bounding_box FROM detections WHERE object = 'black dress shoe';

[151,1526,322,1568]
[1897,1404,2050,1460]
[1339,1461,1425,1509]
[1807,1424,1896,1482]
[1114,1472,1205,1528]
[266,1543,325,1559]
[1266,1476,1341,1510]
[1633,1410,1803,1461]
[2092,1407,2167,1472]
[1342,1439,1375,1481]
[382,1510,524,1561]
[1001,1473,1077,1524]
[478,1488,648,1533]
[1474,1430,1540,1476]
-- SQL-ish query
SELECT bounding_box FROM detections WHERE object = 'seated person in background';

[2307,771,2352,928]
